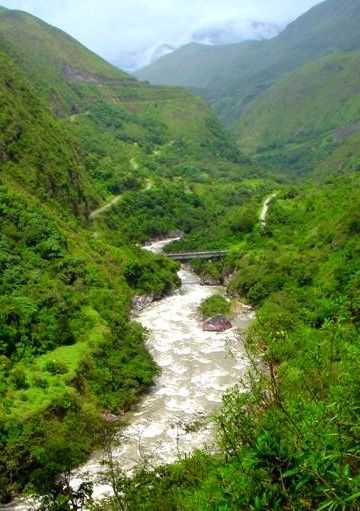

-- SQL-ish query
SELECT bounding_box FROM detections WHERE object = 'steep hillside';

[0,52,96,218]
[97,170,360,510]
[135,0,360,124]
[0,6,248,202]
[232,50,360,171]
[312,129,360,181]
[0,7,255,504]
[0,7,131,115]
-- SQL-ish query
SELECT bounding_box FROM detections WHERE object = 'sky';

[0,0,322,70]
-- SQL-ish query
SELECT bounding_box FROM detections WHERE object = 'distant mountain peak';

[150,43,176,64]
[115,18,283,72]
[135,0,360,126]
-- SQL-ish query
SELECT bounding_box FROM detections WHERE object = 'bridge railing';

[166,250,227,261]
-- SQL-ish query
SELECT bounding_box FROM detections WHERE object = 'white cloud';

[0,0,322,70]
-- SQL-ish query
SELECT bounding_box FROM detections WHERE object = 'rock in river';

[200,276,222,286]
[132,294,155,312]
[203,315,232,332]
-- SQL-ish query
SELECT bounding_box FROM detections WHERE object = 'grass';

[2,307,110,420]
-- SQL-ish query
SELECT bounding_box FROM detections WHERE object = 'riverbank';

[4,239,254,510]
[69,240,254,502]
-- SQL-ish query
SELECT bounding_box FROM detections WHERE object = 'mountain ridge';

[0,6,252,503]
[135,0,360,124]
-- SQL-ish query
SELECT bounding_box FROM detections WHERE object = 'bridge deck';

[166,250,227,261]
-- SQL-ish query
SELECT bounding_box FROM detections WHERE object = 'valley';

[0,1,359,509]
[70,239,254,503]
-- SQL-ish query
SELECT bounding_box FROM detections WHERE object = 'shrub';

[44,360,68,375]
[200,294,230,318]
[9,367,28,389]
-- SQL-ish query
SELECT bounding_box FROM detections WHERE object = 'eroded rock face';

[202,315,232,332]
[132,292,166,312]
[101,411,120,422]
[64,63,102,83]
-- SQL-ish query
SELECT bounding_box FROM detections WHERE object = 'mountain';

[150,44,176,64]
[0,8,132,115]
[114,20,281,72]
[135,0,360,124]
[0,6,252,503]
[0,7,248,198]
[232,49,360,172]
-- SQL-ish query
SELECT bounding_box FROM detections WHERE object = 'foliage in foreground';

[95,173,360,510]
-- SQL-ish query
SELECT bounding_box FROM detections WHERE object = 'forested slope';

[232,50,360,172]
[0,7,253,503]
[98,170,360,510]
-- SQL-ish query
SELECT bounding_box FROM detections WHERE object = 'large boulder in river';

[203,315,232,332]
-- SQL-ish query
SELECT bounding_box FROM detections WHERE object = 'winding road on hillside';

[90,193,124,219]
[90,177,152,220]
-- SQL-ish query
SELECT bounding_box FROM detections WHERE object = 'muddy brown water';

[5,239,254,509]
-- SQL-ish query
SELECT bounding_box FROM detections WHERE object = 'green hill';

[0,8,131,114]
[0,7,254,503]
[0,6,247,197]
[135,0,360,125]
[232,50,360,172]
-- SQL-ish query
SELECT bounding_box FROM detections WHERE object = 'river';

[5,239,254,509]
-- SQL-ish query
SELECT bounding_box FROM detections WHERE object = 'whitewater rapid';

[5,239,254,508]
[72,239,254,499]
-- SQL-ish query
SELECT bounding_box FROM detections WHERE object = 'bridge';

[166,250,227,261]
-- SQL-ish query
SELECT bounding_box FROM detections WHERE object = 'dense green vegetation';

[98,172,360,510]
[0,170,179,503]
[0,52,96,216]
[199,295,230,319]
[94,178,269,247]
[1,1,360,509]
